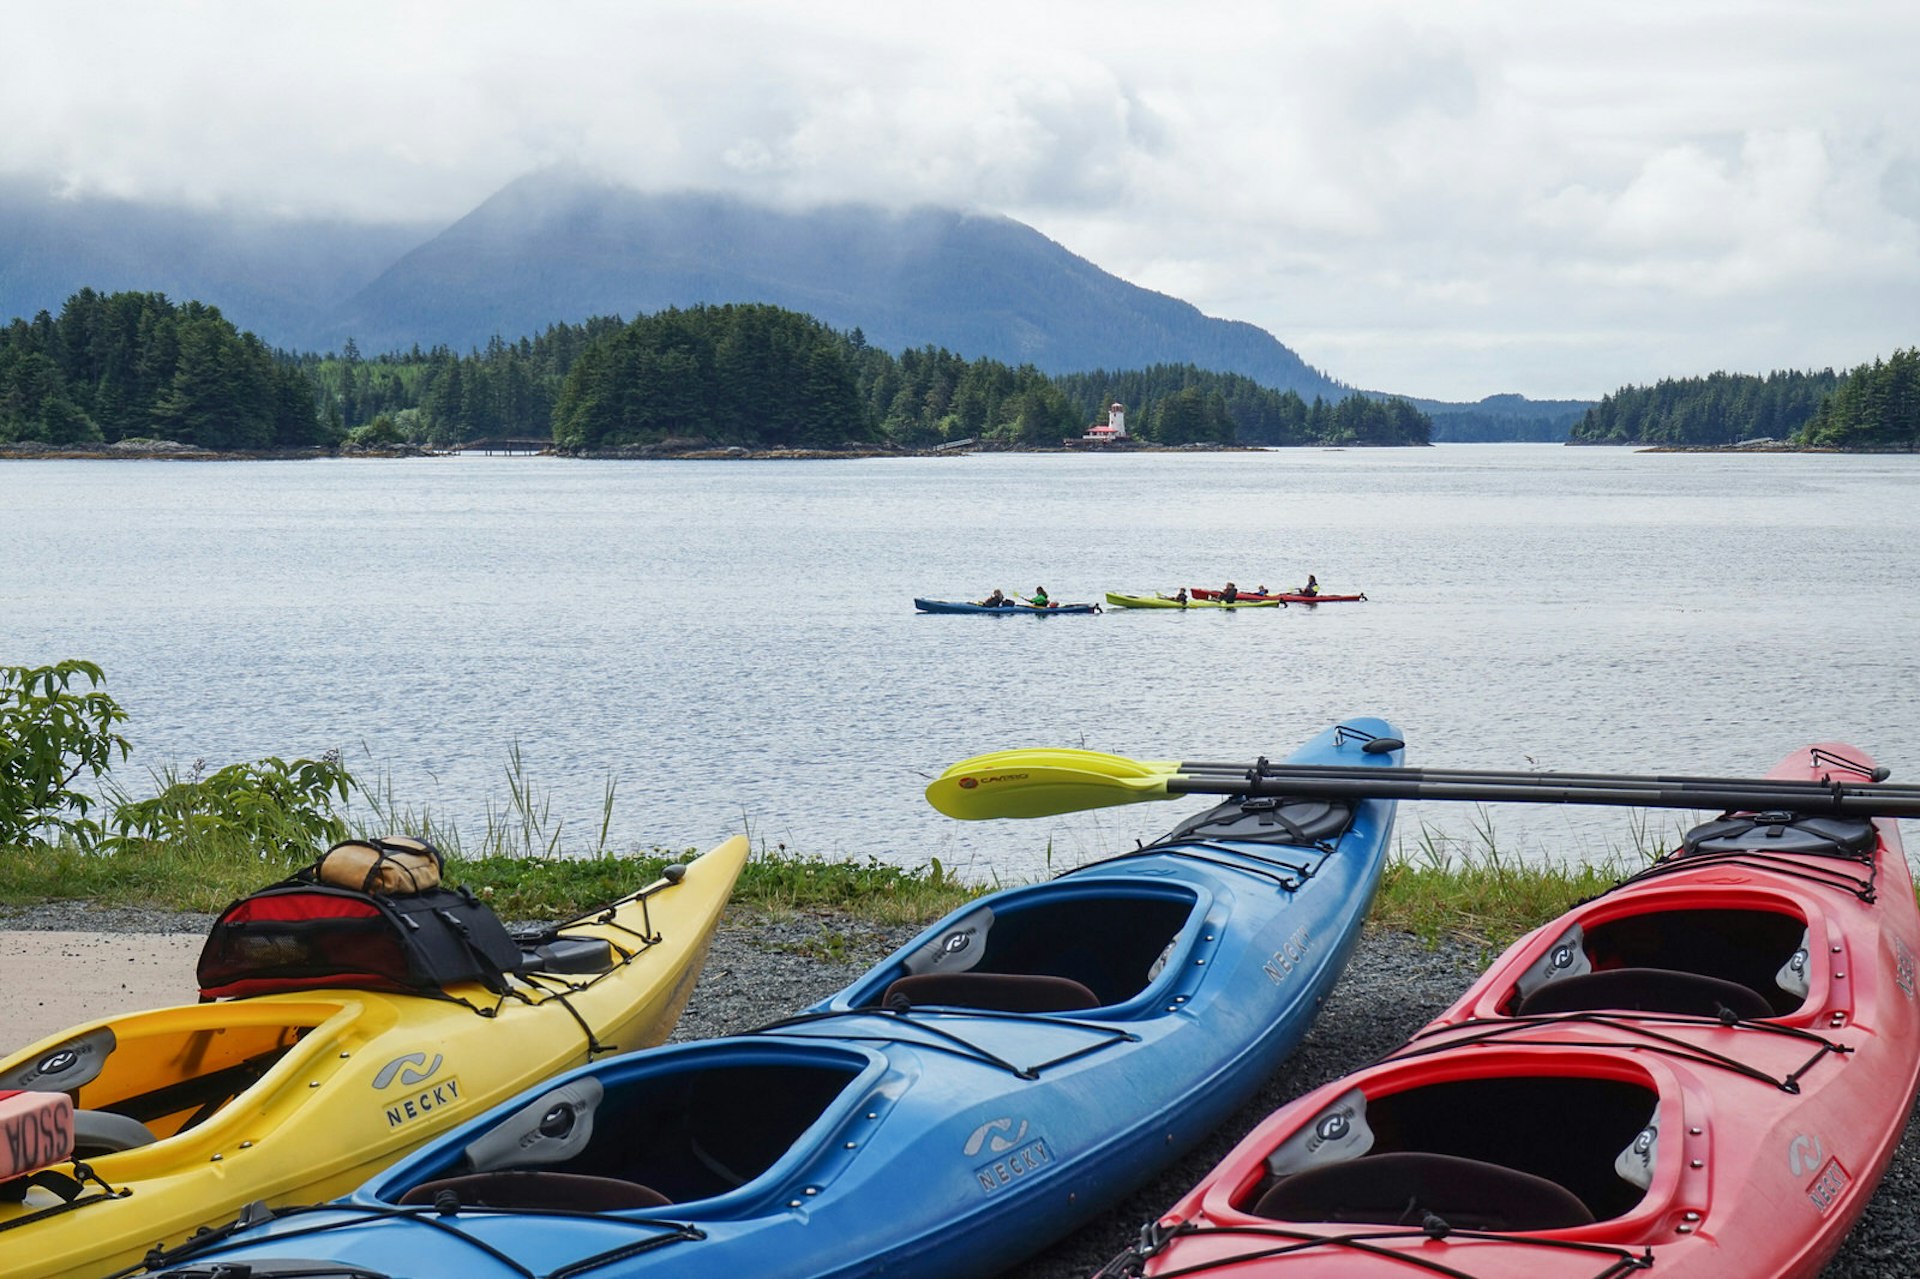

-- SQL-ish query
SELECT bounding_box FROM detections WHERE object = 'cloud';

[1,0,1916,399]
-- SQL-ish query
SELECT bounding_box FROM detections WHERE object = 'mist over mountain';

[0,172,1581,423]
[0,179,432,344]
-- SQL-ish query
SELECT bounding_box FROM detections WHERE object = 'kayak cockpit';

[0,1002,355,1160]
[1504,905,1811,1020]
[375,1044,877,1212]
[1244,1072,1662,1231]
[835,879,1202,1015]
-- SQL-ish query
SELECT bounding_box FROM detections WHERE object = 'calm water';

[4,446,1917,877]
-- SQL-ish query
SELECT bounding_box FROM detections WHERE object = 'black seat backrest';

[881,971,1101,1013]
[1254,1151,1595,1231]
[1515,967,1774,1020]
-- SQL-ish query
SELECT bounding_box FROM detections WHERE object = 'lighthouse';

[1080,402,1128,443]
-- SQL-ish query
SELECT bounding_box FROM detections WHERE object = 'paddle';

[925,747,1920,821]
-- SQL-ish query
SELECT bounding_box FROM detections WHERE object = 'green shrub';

[0,660,131,848]
[106,754,355,863]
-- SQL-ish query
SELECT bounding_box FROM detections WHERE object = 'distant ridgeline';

[0,289,322,449]
[1567,353,1919,449]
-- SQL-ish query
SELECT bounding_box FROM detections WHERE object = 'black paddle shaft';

[1163,772,1920,816]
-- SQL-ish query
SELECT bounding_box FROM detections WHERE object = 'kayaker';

[1255,585,1269,596]
[1221,582,1239,603]
[1301,574,1319,597]
[1030,586,1050,609]
[980,588,1007,607]
[1170,588,1189,605]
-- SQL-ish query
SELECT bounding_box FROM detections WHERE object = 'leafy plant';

[106,754,355,863]
[0,659,131,848]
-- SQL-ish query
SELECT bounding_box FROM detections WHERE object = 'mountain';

[0,172,1588,425]
[0,179,432,344]
[322,173,1348,398]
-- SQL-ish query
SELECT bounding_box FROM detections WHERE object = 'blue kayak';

[915,597,1100,614]
[142,719,1403,1279]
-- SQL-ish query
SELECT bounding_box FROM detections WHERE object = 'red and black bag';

[196,883,525,1000]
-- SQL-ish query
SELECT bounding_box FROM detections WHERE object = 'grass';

[3,811,1648,958]
[0,834,978,922]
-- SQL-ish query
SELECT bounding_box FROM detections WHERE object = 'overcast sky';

[7,1,1917,400]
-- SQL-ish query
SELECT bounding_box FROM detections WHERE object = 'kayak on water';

[1106,592,1284,610]
[1101,741,1920,1279]
[136,720,1406,1279]
[914,598,1101,614]
[0,838,748,1279]
[1190,587,1367,604]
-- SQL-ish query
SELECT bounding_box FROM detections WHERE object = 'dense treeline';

[290,319,622,448]
[1798,349,1919,449]
[553,305,874,450]
[1057,366,1429,446]
[0,289,318,448]
[1,290,1429,452]
[1567,369,1843,446]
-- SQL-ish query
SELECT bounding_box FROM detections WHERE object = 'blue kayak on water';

[915,597,1101,614]
[141,719,1403,1279]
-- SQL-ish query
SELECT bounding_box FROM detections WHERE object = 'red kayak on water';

[1102,742,1920,1279]
[1190,587,1367,604]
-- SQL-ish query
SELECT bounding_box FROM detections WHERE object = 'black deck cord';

[124,1200,706,1279]
[1095,1217,1652,1279]
[750,1005,1136,1079]
[0,1162,130,1237]
[1069,841,1322,891]
[1609,842,1878,903]
[1387,1008,1849,1094]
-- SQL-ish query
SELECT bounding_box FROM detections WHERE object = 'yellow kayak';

[0,836,747,1279]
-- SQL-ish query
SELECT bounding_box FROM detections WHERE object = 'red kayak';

[1104,742,1920,1279]
[1190,587,1367,604]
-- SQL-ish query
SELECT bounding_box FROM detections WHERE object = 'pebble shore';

[8,904,1917,1277]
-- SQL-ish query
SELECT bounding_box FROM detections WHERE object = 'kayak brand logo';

[382,1076,464,1130]
[1263,925,1314,984]
[941,930,973,957]
[372,1052,444,1090]
[956,773,1027,791]
[1787,1132,1825,1178]
[1806,1156,1852,1214]
[966,1118,1052,1194]
[1893,935,1916,1000]
[964,1116,1029,1156]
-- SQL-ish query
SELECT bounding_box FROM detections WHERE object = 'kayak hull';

[1122,743,1920,1279]
[915,598,1099,614]
[0,838,749,1279]
[140,720,1405,1279]
[1105,592,1283,610]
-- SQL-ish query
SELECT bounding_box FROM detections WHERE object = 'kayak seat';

[400,1170,670,1212]
[72,1109,160,1158]
[1515,967,1774,1020]
[1253,1151,1596,1231]
[881,972,1101,1013]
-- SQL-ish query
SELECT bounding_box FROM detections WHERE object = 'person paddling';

[1028,586,1051,609]
[1301,574,1319,598]
[1221,582,1239,603]
[978,588,1007,608]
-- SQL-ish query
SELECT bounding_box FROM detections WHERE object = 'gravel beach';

[4,904,1917,1277]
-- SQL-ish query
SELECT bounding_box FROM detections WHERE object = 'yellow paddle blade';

[935,747,1183,782]
[925,756,1178,820]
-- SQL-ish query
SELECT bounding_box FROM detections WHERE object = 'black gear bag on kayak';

[197,882,524,1000]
